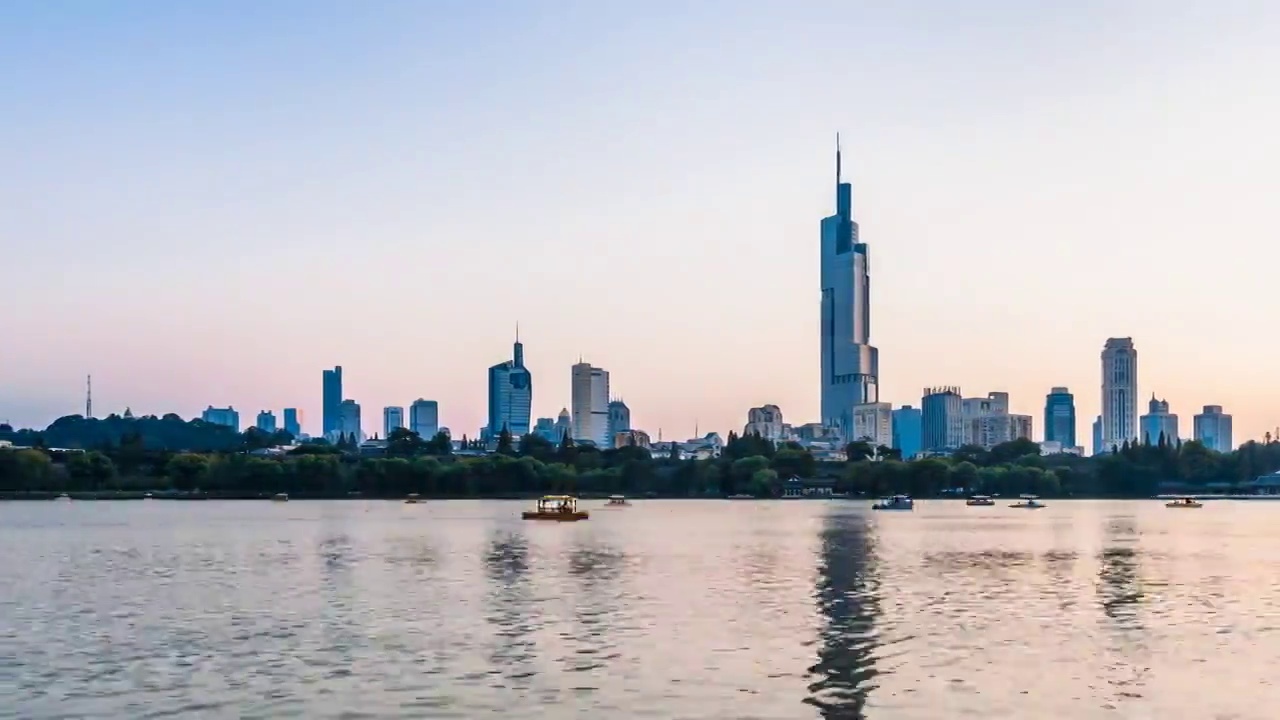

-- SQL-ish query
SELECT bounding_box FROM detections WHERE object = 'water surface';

[2,499,1277,718]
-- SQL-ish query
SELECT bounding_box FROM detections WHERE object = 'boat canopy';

[971,495,991,499]
[1019,494,1039,499]
[609,495,626,500]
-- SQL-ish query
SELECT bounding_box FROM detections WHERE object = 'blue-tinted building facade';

[921,387,964,452]
[487,338,532,439]
[820,138,879,442]
[322,366,342,436]
[283,408,300,437]
[1044,387,1076,448]
[891,405,922,458]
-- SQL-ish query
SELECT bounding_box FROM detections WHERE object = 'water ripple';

[4,500,1280,718]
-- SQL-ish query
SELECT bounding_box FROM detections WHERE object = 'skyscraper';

[554,408,571,442]
[1044,387,1076,448]
[891,405,922,458]
[1193,405,1233,452]
[607,399,631,448]
[202,406,240,432]
[339,399,361,442]
[409,399,439,439]
[282,408,300,437]
[820,136,879,442]
[383,406,405,439]
[1139,395,1179,445]
[322,366,343,436]
[486,333,532,439]
[571,362,610,447]
[921,387,964,453]
[255,410,277,433]
[1100,338,1138,452]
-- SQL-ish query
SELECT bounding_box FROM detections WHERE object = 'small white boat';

[1166,496,1203,508]
[54,493,71,502]
[966,495,995,506]
[404,493,421,504]
[872,495,914,511]
[1009,494,1045,509]
[727,494,755,500]
[606,495,630,506]
[271,493,289,502]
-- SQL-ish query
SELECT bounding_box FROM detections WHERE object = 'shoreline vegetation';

[3,414,1277,501]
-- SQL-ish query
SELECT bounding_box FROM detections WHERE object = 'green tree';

[166,453,210,491]
[66,451,117,490]
[496,427,515,455]
[771,447,816,479]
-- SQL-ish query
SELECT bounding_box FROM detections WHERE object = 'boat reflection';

[804,508,880,718]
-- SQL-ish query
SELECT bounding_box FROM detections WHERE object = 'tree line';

[1,415,1276,499]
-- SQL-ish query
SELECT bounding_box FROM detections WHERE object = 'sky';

[2,0,1279,446]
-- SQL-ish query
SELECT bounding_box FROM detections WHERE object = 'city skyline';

[3,2,1278,444]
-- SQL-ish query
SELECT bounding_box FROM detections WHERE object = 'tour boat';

[522,495,589,521]
[606,495,630,506]
[872,495,914,511]
[966,495,995,506]
[405,493,421,504]
[1166,496,1203,508]
[727,494,755,500]
[271,493,289,502]
[54,493,71,502]
[1009,494,1045,509]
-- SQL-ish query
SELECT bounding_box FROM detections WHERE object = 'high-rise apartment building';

[383,406,404,439]
[743,405,786,442]
[409,399,439,439]
[339,399,362,442]
[852,402,893,448]
[487,335,532,439]
[1044,387,1076,448]
[282,408,301,437]
[255,410,277,433]
[921,387,964,452]
[571,362,610,447]
[1139,395,1179,445]
[1193,405,1233,452]
[820,137,879,442]
[1100,338,1138,452]
[533,417,558,444]
[607,400,631,448]
[202,406,240,432]
[322,366,343,436]
[1092,416,1103,456]
[891,405,922,458]
[554,408,571,443]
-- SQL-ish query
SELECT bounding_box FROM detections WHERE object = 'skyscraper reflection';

[483,530,539,686]
[560,541,627,675]
[1097,517,1145,630]
[805,508,881,719]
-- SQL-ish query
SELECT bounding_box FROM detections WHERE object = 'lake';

[2,499,1278,719]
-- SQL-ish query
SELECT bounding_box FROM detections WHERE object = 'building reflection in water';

[559,540,627,676]
[1095,514,1150,702]
[1097,517,1144,630]
[316,531,360,669]
[484,529,539,687]
[805,508,881,719]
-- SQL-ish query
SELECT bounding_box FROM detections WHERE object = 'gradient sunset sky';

[3,0,1278,445]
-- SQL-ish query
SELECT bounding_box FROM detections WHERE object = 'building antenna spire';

[836,132,842,185]
[515,321,520,343]
[86,374,93,419]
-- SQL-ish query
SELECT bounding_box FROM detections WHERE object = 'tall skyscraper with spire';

[486,329,532,439]
[820,136,879,441]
